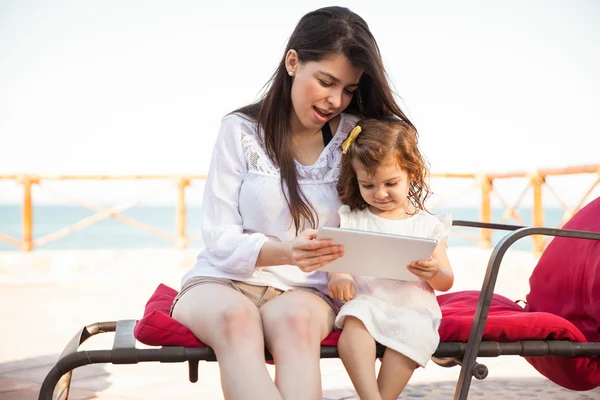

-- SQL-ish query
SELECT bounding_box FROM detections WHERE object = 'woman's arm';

[203,115,343,275]
[257,230,344,273]
[201,115,270,275]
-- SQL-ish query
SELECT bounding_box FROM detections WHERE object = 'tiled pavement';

[1,355,599,399]
[1,248,599,399]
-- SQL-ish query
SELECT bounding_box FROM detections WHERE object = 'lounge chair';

[38,197,600,400]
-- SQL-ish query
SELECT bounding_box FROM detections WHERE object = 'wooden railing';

[0,174,206,251]
[1,165,599,252]
[428,164,600,253]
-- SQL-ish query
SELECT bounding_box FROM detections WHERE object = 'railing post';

[477,174,493,248]
[530,170,545,254]
[175,177,190,249]
[18,175,36,252]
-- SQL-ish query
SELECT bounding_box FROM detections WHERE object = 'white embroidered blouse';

[181,112,361,294]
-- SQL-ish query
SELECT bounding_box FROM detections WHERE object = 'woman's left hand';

[407,257,440,281]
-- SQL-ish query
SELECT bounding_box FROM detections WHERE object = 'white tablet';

[316,226,438,281]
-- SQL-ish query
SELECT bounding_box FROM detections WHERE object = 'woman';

[171,6,416,400]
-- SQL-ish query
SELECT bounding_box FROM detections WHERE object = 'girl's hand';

[287,229,344,273]
[407,257,440,281]
[328,273,355,301]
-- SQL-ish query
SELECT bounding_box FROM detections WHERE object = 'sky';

[1,0,599,205]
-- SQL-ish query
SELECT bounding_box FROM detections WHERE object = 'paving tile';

[0,386,41,400]
[322,387,357,400]
[0,355,58,376]
[0,361,110,386]
[0,377,37,392]
[2,385,131,400]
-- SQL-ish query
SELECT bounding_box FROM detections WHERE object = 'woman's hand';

[327,272,355,301]
[287,229,344,273]
[407,257,440,281]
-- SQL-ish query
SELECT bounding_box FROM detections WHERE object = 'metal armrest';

[454,226,600,399]
[452,220,525,231]
[39,321,120,400]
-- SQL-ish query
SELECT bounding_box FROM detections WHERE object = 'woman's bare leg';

[260,290,335,400]
[337,316,381,400]
[172,283,282,400]
[377,348,417,400]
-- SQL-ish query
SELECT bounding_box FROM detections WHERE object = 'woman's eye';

[344,88,357,95]
[386,182,398,187]
[361,185,373,189]
[318,79,333,87]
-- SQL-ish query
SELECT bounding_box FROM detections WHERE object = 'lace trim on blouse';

[239,114,357,183]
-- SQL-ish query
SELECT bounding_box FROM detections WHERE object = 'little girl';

[328,117,454,400]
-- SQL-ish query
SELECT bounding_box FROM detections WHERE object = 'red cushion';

[134,283,341,348]
[526,197,600,341]
[524,197,600,390]
[436,291,585,343]
[134,286,585,347]
[135,283,598,390]
[134,284,206,348]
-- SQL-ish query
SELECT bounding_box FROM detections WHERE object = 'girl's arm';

[407,239,454,292]
[427,240,454,292]
[327,272,355,301]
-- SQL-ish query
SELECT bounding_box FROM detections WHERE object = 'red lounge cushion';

[134,285,585,349]
[134,284,206,348]
[134,283,341,348]
[134,284,598,390]
[524,197,600,390]
[322,331,340,346]
[526,197,600,341]
[437,291,585,343]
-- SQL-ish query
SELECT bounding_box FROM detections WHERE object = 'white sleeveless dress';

[334,205,452,367]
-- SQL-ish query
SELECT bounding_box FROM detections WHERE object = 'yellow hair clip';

[342,126,362,154]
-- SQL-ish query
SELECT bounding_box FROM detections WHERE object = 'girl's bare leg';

[377,348,417,400]
[172,283,282,400]
[260,290,335,400]
[337,316,381,400]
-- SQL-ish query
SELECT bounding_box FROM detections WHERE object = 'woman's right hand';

[287,229,344,273]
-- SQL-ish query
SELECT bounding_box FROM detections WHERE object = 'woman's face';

[286,52,363,134]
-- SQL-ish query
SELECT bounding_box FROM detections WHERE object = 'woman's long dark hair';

[236,6,416,233]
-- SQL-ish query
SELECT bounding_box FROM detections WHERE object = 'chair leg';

[188,360,199,383]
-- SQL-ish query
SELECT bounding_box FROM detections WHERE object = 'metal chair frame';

[38,221,600,400]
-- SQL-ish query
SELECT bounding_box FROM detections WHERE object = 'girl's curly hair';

[337,117,431,213]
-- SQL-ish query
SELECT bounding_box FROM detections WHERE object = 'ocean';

[0,205,569,252]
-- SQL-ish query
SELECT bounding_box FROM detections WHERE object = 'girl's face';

[353,155,413,219]
[286,51,363,134]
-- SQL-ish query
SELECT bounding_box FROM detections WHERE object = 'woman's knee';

[263,305,316,345]
[213,303,263,344]
[172,287,263,347]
